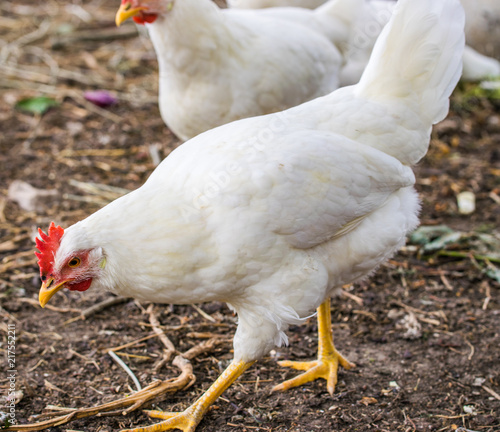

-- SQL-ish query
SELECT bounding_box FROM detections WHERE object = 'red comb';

[35,222,64,277]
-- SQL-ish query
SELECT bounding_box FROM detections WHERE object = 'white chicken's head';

[115,0,174,26]
[35,222,105,307]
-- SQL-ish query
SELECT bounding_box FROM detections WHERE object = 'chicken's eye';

[68,257,81,268]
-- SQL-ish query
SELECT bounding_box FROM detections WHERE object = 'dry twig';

[147,304,176,361]
[68,348,100,371]
[81,296,130,319]
[18,297,80,314]
[108,331,168,352]
[182,337,230,360]
[341,287,364,306]
[482,385,500,401]
[5,356,195,432]
[481,281,492,311]
[64,296,129,324]
[190,303,217,322]
[50,26,138,49]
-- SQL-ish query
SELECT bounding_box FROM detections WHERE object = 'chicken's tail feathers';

[355,0,465,127]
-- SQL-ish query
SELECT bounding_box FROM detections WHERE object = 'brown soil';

[1,1,499,432]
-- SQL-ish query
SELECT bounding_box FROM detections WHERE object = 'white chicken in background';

[462,45,500,81]
[461,0,500,57]
[246,0,360,51]
[337,0,499,85]
[228,0,499,84]
[37,0,464,430]
[115,0,361,141]
[338,0,394,86]
[228,0,327,8]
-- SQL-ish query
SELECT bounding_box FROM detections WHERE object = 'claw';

[122,407,198,432]
[121,360,255,432]
[273,351,354,395]
[143,410,180,420]
[273,298,353,395]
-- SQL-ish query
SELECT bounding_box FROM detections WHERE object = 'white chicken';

[462,45,500,81]
[336,0,499,85]
[37,0,464,430]
[115,0,360,141]
[228,0,327,9]
[461,0,500,57]
[229,0,498,85]
[337,0,395,86]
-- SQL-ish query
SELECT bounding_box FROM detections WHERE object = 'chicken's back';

[248,0,363,53]
[228,0,327,9]
[298,0,465,165]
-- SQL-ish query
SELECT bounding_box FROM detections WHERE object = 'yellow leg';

[273,298,354,395]
[121,360,255,432]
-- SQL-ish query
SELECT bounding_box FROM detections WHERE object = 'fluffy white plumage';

[337,0,394,86]
[124,0,362,141]
[50,0,465,364]
[461,0,500,57]
[230,0,498,85]
[228,0,327,9]
[337,0,499,85]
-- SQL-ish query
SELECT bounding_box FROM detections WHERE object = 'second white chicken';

[338,0,499,85]
[228,0,327,9]
[116,0,359,141]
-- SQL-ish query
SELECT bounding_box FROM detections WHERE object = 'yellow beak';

[39,278,67,308]
[115,2,147,26]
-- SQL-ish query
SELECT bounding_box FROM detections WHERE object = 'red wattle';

[133,13,158,25]
[67,278,93,292]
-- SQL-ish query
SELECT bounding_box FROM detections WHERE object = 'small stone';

[472,377,486,387]
[457,191,476,215]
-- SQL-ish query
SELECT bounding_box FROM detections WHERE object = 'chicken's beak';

[39,278,66,308]
[116,2,147,26]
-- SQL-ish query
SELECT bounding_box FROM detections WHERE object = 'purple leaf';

[84,90,117,108]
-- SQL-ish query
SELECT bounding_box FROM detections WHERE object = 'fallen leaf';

[409,225,455,245]
[84,90,117,107]
[422,231,463,253]
[486,265,500,283]
[15,96,59,115]
[359,397,378,406]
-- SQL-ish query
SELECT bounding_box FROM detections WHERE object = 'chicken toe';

[273,298,354,395]
[121,360,255,432]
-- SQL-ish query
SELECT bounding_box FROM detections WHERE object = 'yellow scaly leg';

[121,360,255,432]
[272,298,354,395]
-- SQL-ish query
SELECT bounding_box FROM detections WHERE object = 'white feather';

[228,0,327,9]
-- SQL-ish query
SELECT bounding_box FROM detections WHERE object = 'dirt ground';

[1,1,499,432]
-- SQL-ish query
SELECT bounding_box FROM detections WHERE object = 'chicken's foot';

[273,298,354,395]
[121,359,255,432]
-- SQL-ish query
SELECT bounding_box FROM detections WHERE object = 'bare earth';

[0,1,499,431]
